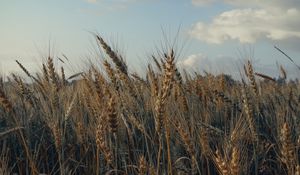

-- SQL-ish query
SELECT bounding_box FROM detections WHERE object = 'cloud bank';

[190,0,300,47]
[178,53,211,70]
[177,53,300,79]
[177,53,242,77]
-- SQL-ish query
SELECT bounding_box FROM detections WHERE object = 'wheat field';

[0,35,299,175]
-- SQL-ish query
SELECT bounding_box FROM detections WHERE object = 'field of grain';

[0,35,299,175]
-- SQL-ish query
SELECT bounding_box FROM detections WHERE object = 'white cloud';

[177,53,212,71]
[190,0,300,46]
[177,53,300,79]
[223,0,300,9]
[192,0,300,9]
[177,53,241,75]
[178,53,260,79]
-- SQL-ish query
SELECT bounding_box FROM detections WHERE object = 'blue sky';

[1,0,300,78]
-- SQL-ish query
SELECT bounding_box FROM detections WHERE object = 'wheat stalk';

[246,60,258,95]
[214,149,229,175]
[97,35,128,75]
[138,155,148,175]
[230,147,240,175]
[241,86,257,141]
[95,116,113,166]
[280,122,295,172]
[108,96,118,134]
[0,88,12,113]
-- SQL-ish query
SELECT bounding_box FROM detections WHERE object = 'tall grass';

[0,35,299,174]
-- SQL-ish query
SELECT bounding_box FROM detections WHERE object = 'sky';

[1,0,300,79]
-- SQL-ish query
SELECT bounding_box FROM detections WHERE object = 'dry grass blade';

[254,72,276,82]
[57,57,65,63]
[0,127,24,139]
[67,72,83,80]
[274,45,300,70]
[16,60,42,85]
[152,55,162,72]
[62,54,69,61]
[15,60,31,78]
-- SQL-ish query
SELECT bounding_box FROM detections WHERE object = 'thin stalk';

[165,122,172,175]
[156,137,162,175]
